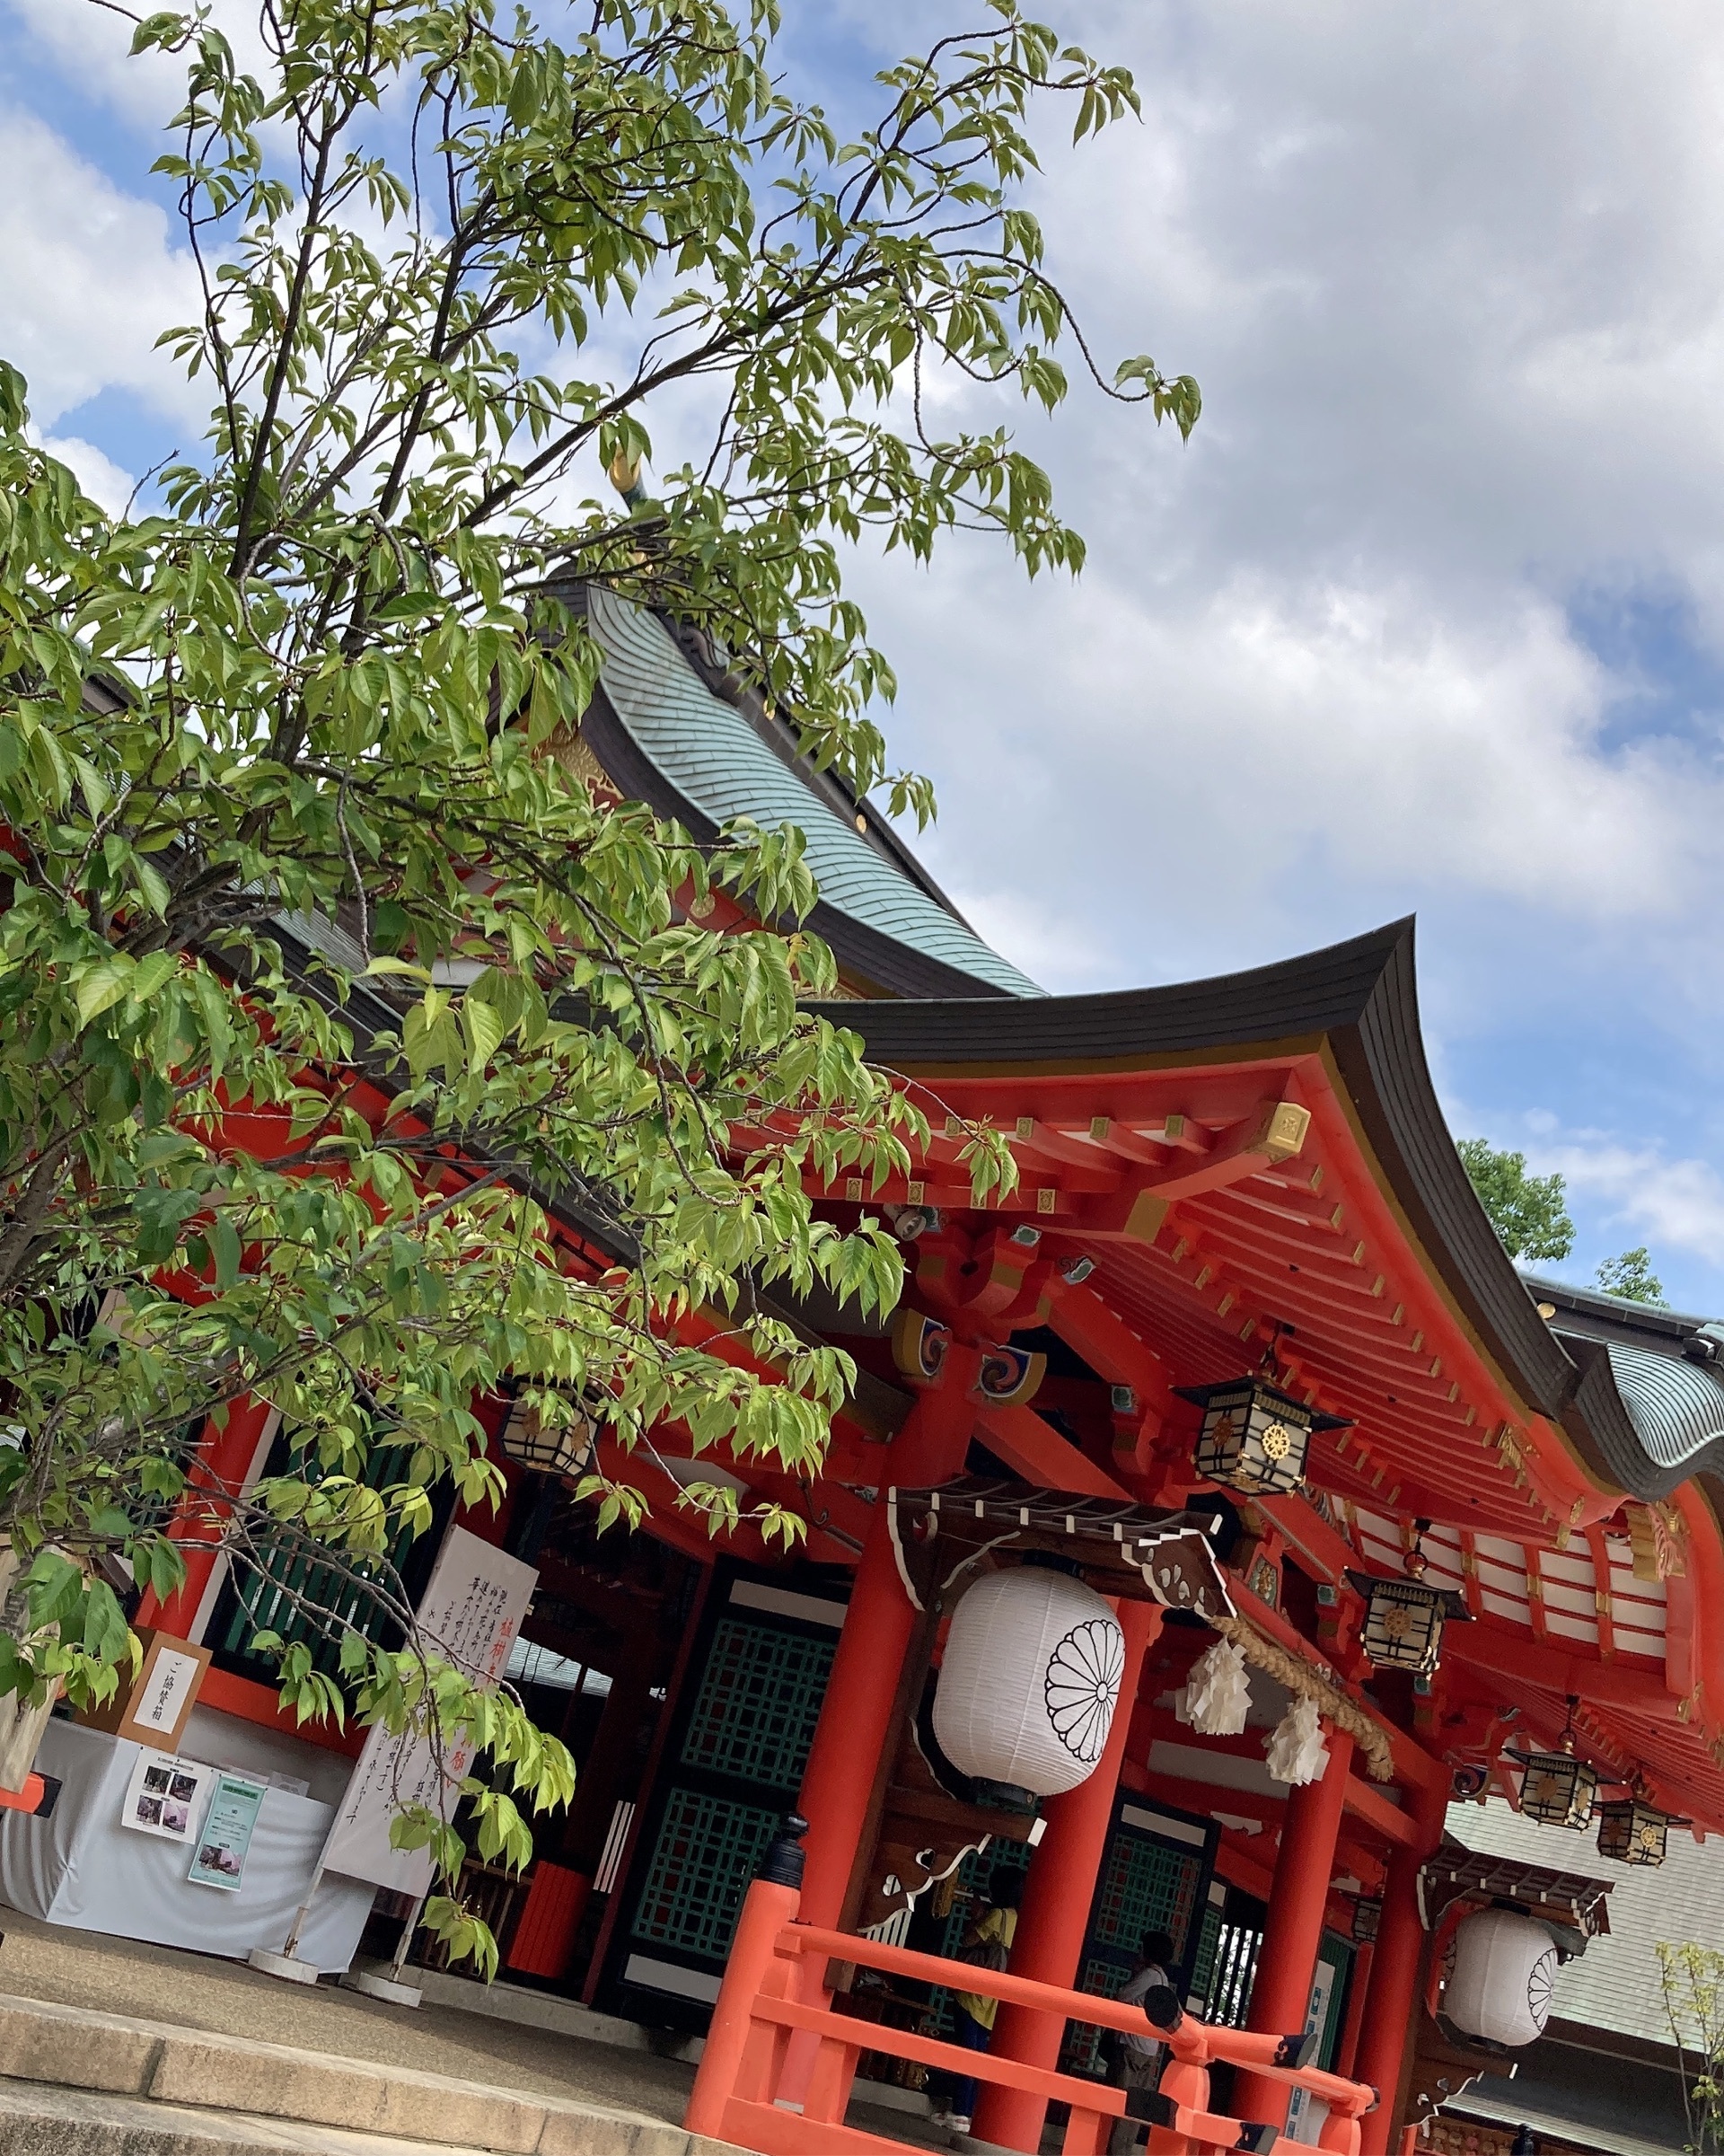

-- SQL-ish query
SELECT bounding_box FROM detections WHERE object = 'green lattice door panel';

[629,1789,783,1960]
[1059,1796,1218,2079]
[678,1615,836,1788]
[610,1567,848,2026]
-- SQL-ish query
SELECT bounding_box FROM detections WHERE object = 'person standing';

[929,1867,1022,2137]
[1106,1928,1176,2156]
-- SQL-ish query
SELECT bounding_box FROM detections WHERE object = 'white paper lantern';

[1184,1640,1251,1736]
[1445,1909,1558,2046]
[932,1569,1126,1804]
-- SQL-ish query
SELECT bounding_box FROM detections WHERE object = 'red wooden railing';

[685,1866,1377,2156]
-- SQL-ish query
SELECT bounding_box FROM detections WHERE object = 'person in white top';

[1107,1928,1177,2155]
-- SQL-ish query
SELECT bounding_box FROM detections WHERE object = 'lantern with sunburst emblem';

[497,1390,597,1480]
[1347,1571,1465,1675]
[1348,1527,1471,1676]
[1510,1734,1599,1829]
[1176,1376,1348,1496]
[1596,1795,1677,1867]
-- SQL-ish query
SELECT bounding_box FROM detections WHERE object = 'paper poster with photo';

[187,1772,267,1890]
[119,1750,213,1843]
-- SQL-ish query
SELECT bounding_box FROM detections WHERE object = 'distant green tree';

[1659,1941,1724,2156]
[1456,1140,1576,1263]
[1596,1246,1667,1307]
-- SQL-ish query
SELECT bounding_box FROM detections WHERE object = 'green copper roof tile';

[586,589,1040,999]
[1604,1341,1724,1471]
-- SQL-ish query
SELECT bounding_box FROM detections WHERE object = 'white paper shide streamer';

[933,1569,1126,1800]
[1182,1640,1252,1736]
[1265,1694,1330,1785]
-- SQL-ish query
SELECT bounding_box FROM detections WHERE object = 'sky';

[8,3,1724,1310]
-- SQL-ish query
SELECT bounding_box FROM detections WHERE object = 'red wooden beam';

[1073,1101,1315,1244]
[1344,1774,1419,1849]
[972,1403,1128,1499]
[1042,1281,1176,1415]
[1444,1622,1684,1719]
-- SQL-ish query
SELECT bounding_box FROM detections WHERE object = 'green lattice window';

[1189,1900,1225,2002]
[678,1617,836,1791]
[630,1788,782,1962]
[1062,1953,1132,2077]
[207,1422,450,1685]
[1089,1831,1201,1959]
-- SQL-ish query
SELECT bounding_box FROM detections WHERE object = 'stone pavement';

[0,1911,963,2155]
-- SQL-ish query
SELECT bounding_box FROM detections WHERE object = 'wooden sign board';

[75,1628,212,1753]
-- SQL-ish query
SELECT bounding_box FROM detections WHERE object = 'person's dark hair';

[990,1867,1024,1910]
[1139,1929,1176,1968]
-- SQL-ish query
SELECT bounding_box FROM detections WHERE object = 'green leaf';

[209,1210,242,1289]
[75,960,133,1028]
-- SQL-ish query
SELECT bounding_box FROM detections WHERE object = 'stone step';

[0,1990,741,2156]
[0,2076,532,2156]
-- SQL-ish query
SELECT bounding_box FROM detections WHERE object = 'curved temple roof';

[813,917,1724,1531]
[566,586,1724,1540]
[578,588,1040,1001]
[552,585,1724,1817]
[798,920,1724,1823]
[1528,1278,1724,1498]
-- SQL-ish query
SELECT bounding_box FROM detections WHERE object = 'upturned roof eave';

[813,915,1585,1439]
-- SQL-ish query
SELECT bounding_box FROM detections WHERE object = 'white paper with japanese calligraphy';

[317,1527,537,1894]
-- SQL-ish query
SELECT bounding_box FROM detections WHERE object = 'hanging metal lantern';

[1510,1739,1599,1829]
[497,1391,595,1480]
[1596,1796,1675,1867]
[1175,1376,1348,1496]
[1346,1570,1469,1676]
[1351,1896,1381,1944]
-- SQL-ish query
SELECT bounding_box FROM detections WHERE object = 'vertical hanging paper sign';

[317,1526,538,1894]
[187,1772,268,1889]
[128,1646,206,1742]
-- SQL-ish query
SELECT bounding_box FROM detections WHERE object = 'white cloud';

[34,432,136,515]
[848,2,1724,1000]
[3,1,268,132]
[1536,1140,1724,1274]
[0,110,199,427]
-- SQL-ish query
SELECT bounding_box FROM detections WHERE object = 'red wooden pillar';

[136,1394,278,1639]
[1354,1783,1448,2155]
[971,1597,1162,2154]
[795,1350,979,1930]
[1235,1727,1355,2131]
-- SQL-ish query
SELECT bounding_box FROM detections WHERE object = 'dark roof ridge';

[1523,1272,1711,1342]
[813,915,1582,1428]
[808,915,1417,1059]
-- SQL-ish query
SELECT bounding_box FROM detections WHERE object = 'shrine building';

[79,591,1724,2154]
